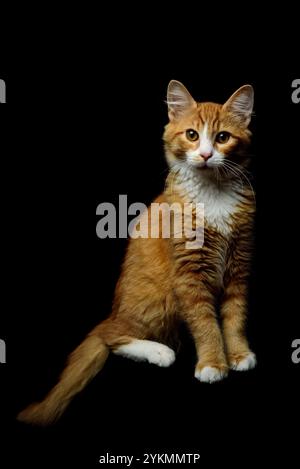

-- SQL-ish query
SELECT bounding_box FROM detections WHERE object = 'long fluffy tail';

[17,332,109,426]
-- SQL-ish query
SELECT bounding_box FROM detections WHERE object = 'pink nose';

[200,151,213,161]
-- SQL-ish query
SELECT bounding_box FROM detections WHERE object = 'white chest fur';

[175,168,242,236]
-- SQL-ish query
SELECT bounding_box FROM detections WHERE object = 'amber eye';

[216,131,230,144]
[186,129,199,142]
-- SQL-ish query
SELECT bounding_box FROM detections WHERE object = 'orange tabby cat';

[18,81,256,426]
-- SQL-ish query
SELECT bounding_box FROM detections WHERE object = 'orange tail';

[17,333,109,426]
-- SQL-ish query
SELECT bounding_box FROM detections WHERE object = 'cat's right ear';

[167,81,197,121]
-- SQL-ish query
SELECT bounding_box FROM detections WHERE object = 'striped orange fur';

[18,81,256,425]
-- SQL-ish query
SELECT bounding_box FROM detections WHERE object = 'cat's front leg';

[177,286,228,383]
[221,281,256,371]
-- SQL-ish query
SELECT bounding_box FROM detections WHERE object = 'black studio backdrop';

[1,45,300,467]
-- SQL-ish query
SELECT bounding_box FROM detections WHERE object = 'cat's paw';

[147,343,176,367]
[114,339,175,367]
[194,366,227,383]
[230,352,257,371]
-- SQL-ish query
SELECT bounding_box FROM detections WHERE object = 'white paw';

[147,344,176,367]
[195,366,227,383]
[231,352,257,371]
[114,340,175,367]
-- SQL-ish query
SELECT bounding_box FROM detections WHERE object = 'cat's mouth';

[187,155,216,170]
[188,160,211,170]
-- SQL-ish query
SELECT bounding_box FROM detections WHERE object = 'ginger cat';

[18,80,256,426]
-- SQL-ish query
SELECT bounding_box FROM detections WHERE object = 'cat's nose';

[200,151,213,161]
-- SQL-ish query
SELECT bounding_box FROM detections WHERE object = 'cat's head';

[163,81,254,174]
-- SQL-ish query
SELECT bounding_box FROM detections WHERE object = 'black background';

[1,31,299,467]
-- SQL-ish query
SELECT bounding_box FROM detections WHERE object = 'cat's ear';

[222,85,254,127]
[167,80,197,120]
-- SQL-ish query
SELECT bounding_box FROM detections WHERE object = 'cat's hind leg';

[95,318,176,368]
[113,339,175,367]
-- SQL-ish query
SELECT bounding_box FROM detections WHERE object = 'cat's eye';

[215,131,230,144]
[186,129,199,142]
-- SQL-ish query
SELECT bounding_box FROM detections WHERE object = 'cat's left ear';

[222,85,254,127]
